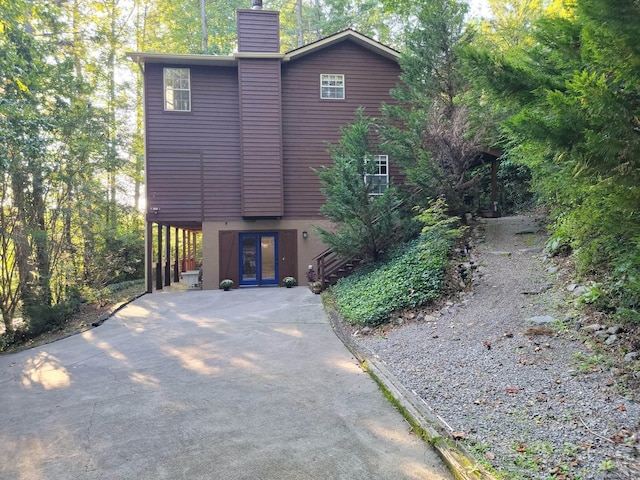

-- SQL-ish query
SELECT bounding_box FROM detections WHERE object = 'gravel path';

[354,216,640,479]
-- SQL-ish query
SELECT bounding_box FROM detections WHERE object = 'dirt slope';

[354,216,640,479]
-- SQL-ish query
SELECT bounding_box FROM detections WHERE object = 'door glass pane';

[261,236,276,281]
[241,236,257,282]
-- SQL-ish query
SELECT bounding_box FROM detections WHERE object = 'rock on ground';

[354,216,640,480]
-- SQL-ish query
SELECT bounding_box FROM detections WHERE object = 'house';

[128,2,402,291]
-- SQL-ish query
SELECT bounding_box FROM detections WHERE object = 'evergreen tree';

[315,109,404,262]
[467,0,640,314]
[381,0,486,213]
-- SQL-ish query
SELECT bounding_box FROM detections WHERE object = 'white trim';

[164,67,191,112]
[285,29,400,62]
[320,74,345,100]
[364,155,389,195]
[128,52,236,66]
[127,30,400,67]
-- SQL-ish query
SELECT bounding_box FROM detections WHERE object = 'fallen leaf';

[485,452,496,460]
[516,443,527,452]
[452,431,466,440]
[536,394,547,402]
[611,431,628,444]
[506,387,519,394]
[618,404,627,411]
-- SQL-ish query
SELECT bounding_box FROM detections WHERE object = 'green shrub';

[283,276,297,287]
[332,233,450,326]
[23,300,80,338]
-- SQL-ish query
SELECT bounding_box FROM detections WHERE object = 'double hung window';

[320,74,345,99]
[364,155,389,195]
[164,68,191,111]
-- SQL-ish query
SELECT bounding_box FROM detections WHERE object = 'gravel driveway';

[354,216,640,479]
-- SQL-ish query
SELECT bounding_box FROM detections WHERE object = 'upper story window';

[365,155,389,195]
[164,68,191,111]
[320,74,345,100]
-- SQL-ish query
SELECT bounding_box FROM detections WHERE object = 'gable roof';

[127,29,399,67]
[284,29,399,62]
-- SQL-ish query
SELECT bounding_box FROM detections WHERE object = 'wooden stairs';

[313,248,364,290]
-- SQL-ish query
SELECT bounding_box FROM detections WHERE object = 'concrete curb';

[327,306,497,480]
[91,291,147,327]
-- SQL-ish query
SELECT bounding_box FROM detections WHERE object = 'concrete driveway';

[0,287,452,479]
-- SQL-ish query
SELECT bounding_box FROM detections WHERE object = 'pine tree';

[381,0,486,213]
[314,109,403,262]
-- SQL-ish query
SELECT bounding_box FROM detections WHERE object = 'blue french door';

[239,233,278,286]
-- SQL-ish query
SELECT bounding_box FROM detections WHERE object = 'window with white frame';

[364,155,389,195]
[164,68,191,111]
[320,74,345,99]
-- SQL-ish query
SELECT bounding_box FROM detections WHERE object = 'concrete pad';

[0,288,452,479]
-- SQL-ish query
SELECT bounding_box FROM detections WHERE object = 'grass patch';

[331,232,451,326]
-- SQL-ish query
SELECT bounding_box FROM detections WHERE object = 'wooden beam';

[156,224,163,290]
[174,227,180,282]
[182,229,186,272]
[146,221,153,293]
[491,158,499,212]
[164,225,171,286]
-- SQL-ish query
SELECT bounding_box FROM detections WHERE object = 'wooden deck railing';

[313,248,364,289]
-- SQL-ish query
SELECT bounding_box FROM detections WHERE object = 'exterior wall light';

[302,231,308,239]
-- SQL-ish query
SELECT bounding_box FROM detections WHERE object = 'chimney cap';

[251,0,262,9]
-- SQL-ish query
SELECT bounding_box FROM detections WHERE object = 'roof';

[127,29,399,66]
[284,29,399,62]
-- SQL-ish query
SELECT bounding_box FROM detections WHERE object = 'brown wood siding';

[281,41,402,219]
[278,230,297,281]
[145,64,242,223]
[219,230,239,287]
[238,59,284,217]
[237,9,280,53]
[147,150,203,222]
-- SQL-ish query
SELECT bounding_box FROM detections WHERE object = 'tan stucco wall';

[202,219,332,290]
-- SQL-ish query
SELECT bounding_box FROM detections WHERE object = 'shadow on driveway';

[0,287,453,480]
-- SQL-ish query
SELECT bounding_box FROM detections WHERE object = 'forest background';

[1,0,639,345]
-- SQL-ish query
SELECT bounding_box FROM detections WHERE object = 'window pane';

[175,91,190,111]
[242,236,257,281]
[320,74,344,99]
[365,155,389,195]
[261,236,276,280]
[164,68,190,111]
